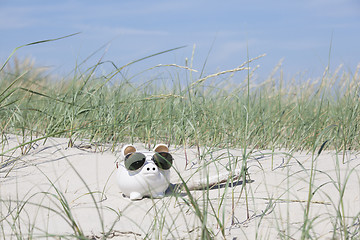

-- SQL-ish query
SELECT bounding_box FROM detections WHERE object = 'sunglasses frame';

[124,151,173,171]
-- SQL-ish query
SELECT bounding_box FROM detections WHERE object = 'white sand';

[1,135,359,239]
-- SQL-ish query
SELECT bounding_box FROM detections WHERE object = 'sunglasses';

[124,152,173,171]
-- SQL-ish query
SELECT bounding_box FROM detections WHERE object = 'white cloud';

[211,39,262,64]
[74,24,168,37]
[0,3,77,30]
[0,7,36,29]
[304,0,360,18]
[107,1,194,16]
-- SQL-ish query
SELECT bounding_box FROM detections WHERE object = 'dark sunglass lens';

[153,152,173,170]
[125,153,146,170]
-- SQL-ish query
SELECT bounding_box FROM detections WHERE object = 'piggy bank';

[116,144,173,200]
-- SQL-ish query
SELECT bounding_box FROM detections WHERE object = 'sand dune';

[1,135,359,239]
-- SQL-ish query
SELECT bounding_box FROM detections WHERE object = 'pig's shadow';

[165,178,254,197]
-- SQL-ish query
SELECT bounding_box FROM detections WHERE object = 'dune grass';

[0,39,360,239]
[1,53,359,153]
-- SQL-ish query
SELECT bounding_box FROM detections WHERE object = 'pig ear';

[154,144,169,153]
[122,145,136,157]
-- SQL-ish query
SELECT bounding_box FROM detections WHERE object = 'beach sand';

[1,135,359,239]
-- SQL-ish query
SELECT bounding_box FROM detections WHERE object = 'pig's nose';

[145,163,158,172]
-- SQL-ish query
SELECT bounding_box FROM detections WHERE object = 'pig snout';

[143,162,159,174]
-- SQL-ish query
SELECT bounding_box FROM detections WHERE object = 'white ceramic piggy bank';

[116,144,173,200]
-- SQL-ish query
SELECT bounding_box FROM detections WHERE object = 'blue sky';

[1,0,359,82]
